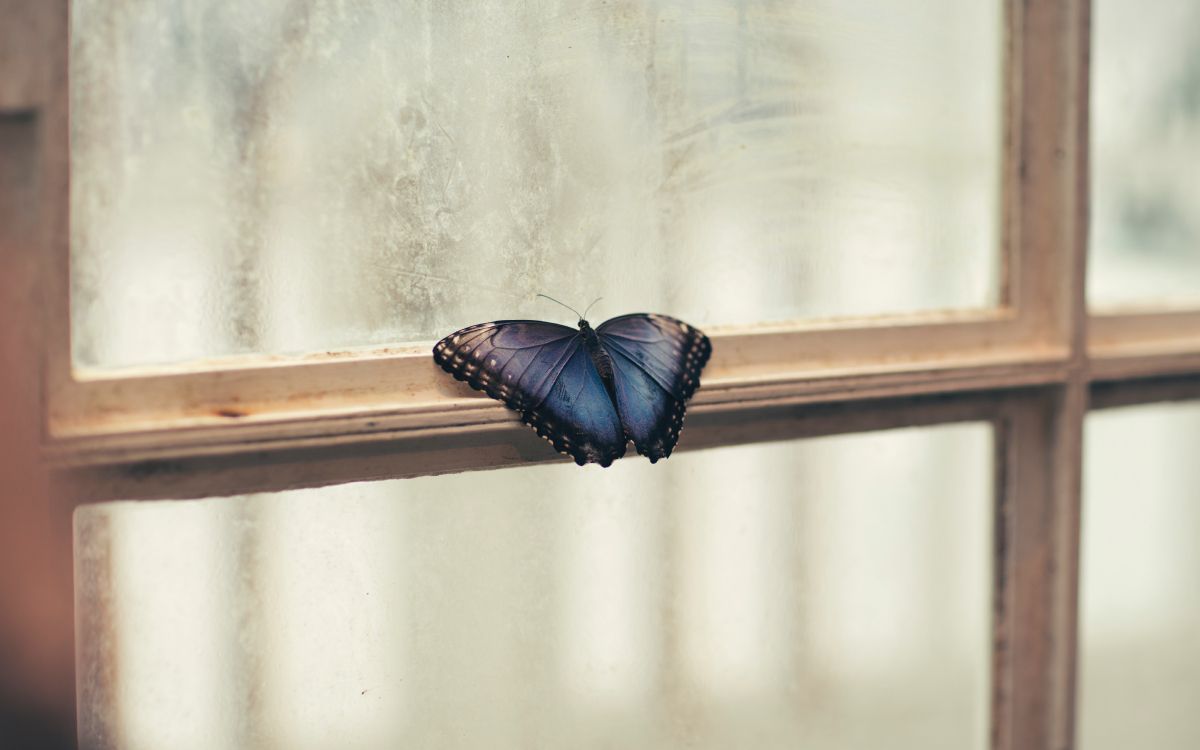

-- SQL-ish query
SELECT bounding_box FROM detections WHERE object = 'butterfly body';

[578,320,618,400]
[433,313,711,467]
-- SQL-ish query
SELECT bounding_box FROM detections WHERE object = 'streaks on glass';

[75,423,993,750]
[71,1,1002,369]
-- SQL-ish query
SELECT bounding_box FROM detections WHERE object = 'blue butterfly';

[433,299,711,467]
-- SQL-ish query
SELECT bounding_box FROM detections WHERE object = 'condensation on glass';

[1079,403,1200,749]
[70,1,1003,370]
[75,423,993,749]
[1089,0,1200,309]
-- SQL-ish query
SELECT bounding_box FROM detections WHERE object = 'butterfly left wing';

[529,342,628,466]
[433,320,627,466]
[597,313,712,462]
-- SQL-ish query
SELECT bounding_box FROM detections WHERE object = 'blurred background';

[0,109,76,748]
[2,0,1199,748]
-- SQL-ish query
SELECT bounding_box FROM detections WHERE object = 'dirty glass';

[1078,402,1200,749]
[1088,0,1200,309]
[76,422,993,749]
[71,1,1003,370]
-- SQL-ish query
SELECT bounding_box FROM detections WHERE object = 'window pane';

[1080,403,1200,749]
[71,1,1002,370]
[1088,0,1200,309]
[76,423,993,749]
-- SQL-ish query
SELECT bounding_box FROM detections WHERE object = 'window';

[2,0,1198,748]
[1080,401,1200,750]
[77,424,997,749]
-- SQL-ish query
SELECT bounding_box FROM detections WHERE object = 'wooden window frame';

[40,0,1079,477]
[4,0,1200,748]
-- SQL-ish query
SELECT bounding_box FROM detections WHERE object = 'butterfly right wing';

[596,313,712,462]
[433,321,627,466]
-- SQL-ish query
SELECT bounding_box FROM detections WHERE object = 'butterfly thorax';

[579,320,617,401]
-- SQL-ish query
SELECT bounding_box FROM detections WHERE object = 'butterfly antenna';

[580,297,603,321]
[536,293,583,320]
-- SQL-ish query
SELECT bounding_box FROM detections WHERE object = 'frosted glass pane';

[71,1,1002,370]
[76,423,993,749]
[1079,403,1200,749]
[1088,0,1200,309]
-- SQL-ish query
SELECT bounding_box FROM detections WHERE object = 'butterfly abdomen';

[579,321,618,404]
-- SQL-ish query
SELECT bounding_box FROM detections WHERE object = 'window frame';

[42,0,1072,472]
[5,0,1200,748]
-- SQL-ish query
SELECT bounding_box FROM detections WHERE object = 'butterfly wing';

[433,321,627,466]
[597,313,712,462]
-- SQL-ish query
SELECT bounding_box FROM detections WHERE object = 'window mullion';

[993,384,1085,750]
[997,0,1090,747]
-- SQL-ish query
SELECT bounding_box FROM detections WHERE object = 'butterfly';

[433,297,712,467]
